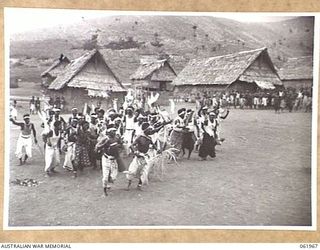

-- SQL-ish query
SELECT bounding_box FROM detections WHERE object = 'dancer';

[73,120,91,177]
[199,111,217,161]
[43,121,62,177]
[63,118,78,172]
[10,114,38,165]
[123,106,136,156]
[95,124,123,196]
[169,108,187,158]
[126,122,157,190]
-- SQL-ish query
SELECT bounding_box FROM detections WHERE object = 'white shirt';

[173,116,185,132]
[204,119,216,137]
[125,116,135,130]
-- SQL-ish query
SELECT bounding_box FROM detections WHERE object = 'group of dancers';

[10,93,229,197]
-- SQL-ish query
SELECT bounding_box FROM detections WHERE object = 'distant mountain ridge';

[10,15,314,83]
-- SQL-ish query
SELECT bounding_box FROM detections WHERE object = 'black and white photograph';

[4,8,318,228]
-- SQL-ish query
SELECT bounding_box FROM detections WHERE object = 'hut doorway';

[159,82,167,91]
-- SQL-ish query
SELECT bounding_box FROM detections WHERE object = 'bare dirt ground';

[7,105,312,227]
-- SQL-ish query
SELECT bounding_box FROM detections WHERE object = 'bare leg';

[137,178,142,190]
[181,148,185,157]
[23,155,28,164]
[126,180,132,190]
[187,149,192,159]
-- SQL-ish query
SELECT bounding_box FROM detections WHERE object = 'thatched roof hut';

[130,57,177,91]
[278,56,313,89]
[41,54,70,87]
[172,47,283,94]
[47,49,126,109]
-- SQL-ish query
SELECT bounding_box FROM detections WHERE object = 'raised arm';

[220,110,230,120]
[9,118,24,127]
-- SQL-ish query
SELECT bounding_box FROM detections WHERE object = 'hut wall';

[133,62,176,92]
[282,79,313,89]
[132,77,161,91]
[157,91,174,106]
[151,62,176,82]
[10,77,19,88]
[47,88,90,111]
[48,87,125,112]
[239,54,282,86]
[174,85,227,95]
[228,80,258,92]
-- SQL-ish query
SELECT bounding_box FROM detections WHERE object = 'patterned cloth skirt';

[74,143,91,169]
[170,130,184,150]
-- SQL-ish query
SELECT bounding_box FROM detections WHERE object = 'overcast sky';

[5,8,301,34]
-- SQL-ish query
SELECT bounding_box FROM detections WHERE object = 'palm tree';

[192,25,197,38]
[154,32,159,43]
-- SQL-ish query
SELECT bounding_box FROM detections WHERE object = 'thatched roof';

[172,47,281,88]
[278,56,313,80]
[130,58,175,80]
[48,49,125,92]
[41,55,70,77]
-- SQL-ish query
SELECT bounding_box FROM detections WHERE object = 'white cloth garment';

[101,155,118,188]
[44,131,60,172]
[16,134,32,159]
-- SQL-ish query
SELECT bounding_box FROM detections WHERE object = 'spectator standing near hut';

[48,96,54,107]
[285,91,294,112]
[305,91,312,112]
[29,96,36,115]
[54,96,61,109]
[297,89,304,110]
[195,93,201,109]
[302,91,309,111]
[261,93,268,109]
[253,93,260,109]
[35,97,41,113]
[274,94,281,114]
[235,91,240,108]
[229,91,235,108]
[60,96,66,112]
[280,95,286,112]
[10,100,18,120]
[245,92,253,109]
[239,93,246,109]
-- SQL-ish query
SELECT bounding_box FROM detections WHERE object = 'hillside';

[9,15,314,83]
